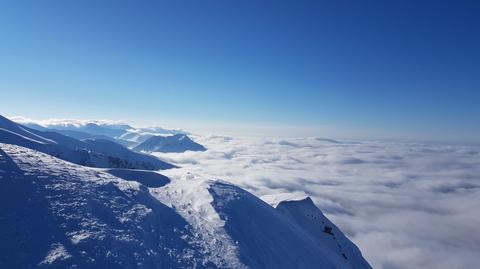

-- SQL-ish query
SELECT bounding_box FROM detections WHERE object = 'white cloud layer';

[153,135,480,269]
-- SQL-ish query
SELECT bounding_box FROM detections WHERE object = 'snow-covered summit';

[0,142,371,269]
[133,134,207,153]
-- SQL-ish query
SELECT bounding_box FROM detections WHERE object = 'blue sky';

[0,1,479,141]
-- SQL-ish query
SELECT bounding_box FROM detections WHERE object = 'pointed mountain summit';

[133,134,206,153]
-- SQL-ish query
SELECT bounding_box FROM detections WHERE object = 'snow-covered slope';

[133,134,207,153]
[0,144,205,268]
[275,197,372,269]
[0,143,371,269]
[209,183,372,269]
[0,115,174,170]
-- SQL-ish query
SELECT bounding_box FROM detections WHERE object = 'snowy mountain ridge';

[0,115,372,269]
[10,116,188,147]
[10,116,133,131]
[0,115,174,170]
[0,141,371,268]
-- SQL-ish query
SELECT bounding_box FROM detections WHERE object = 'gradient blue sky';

[1,1,479,141]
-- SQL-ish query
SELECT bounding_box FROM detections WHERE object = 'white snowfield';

[0,142,371,269]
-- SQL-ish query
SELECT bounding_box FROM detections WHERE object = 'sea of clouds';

[153,135,480,269]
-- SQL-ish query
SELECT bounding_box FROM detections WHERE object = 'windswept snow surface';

[0,143,371,269]
[150,171,246,268]
[0,143,207,268]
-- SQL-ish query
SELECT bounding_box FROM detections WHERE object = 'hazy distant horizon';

[8,115,480,145]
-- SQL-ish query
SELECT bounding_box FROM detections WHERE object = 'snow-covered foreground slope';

[0,143,371,269]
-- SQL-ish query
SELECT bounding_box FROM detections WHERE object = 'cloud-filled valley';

[0,116,373,268]
[3,115,479,268]
[153,135,480,269]
[3,1,478,267]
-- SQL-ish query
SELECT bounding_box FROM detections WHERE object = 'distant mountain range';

[0,115,174,170]
[14,117,204,152]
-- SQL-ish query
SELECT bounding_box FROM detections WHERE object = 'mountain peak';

[133,134,206,153]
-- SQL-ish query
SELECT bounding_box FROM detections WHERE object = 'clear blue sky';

[0,1,479,141]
